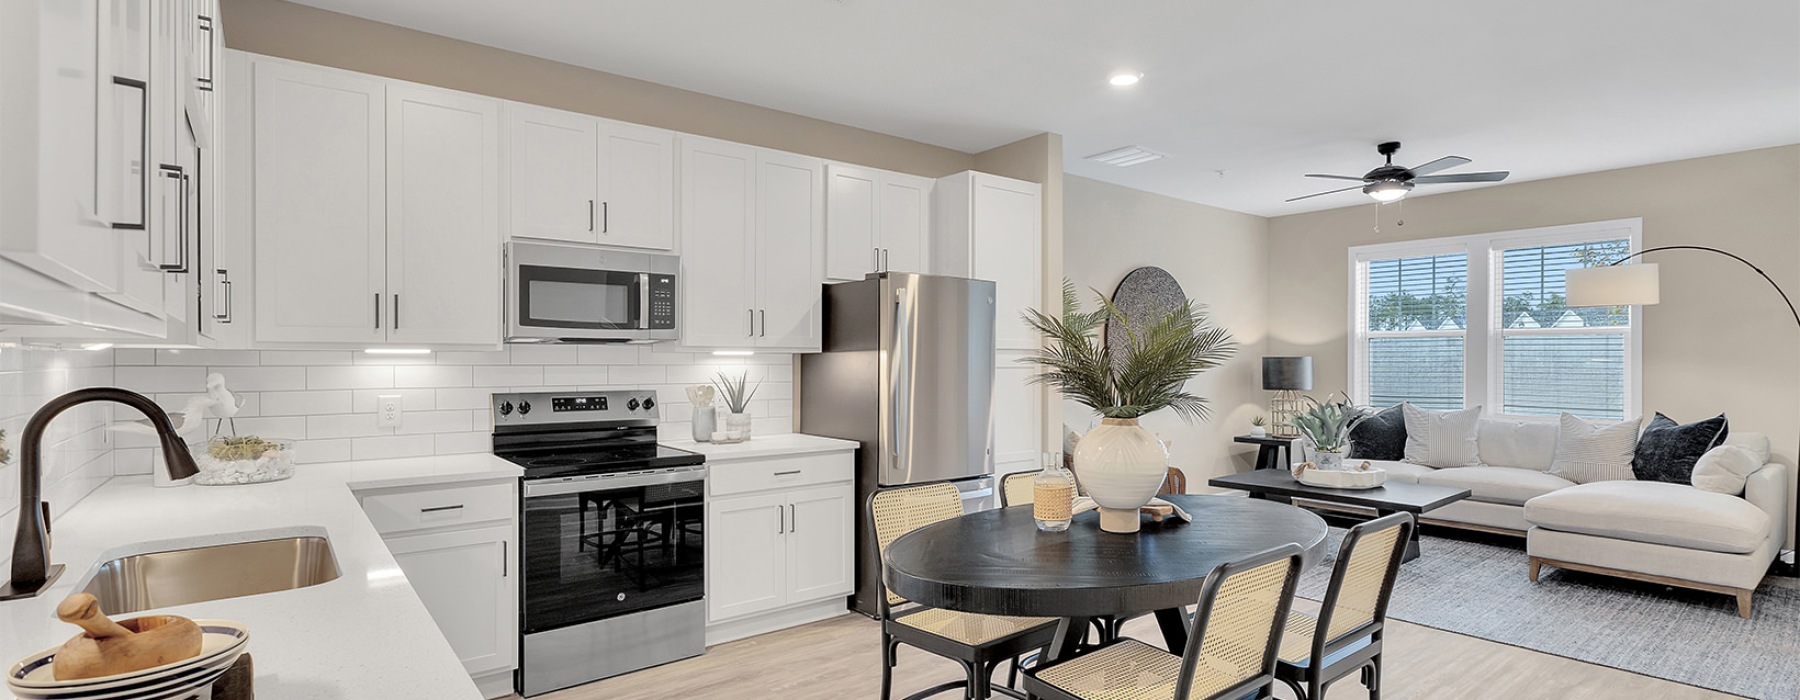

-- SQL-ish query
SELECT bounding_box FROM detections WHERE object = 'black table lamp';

[1263,356,1313,438]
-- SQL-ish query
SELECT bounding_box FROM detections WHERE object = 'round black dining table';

[883,494,1330,660]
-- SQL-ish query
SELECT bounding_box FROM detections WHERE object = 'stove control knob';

[641,396,655,412]
[498,401,513,416]
[518,401,532,415]
[627,398,641,411]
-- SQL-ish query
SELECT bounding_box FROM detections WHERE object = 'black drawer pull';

[420,504,465,513]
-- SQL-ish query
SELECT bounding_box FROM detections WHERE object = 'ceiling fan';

[1287,141,1509,203]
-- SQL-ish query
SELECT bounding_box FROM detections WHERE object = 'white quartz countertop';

[664,433,859,461]
[0,453,522,700]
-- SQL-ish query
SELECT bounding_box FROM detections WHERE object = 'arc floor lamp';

[1565,245,1799,577]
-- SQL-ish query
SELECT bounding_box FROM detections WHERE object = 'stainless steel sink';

[81,535,341,614]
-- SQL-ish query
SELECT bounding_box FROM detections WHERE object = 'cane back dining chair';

[1022,542,1305,700]
[872,482,1060,700]
[1276,512,1412,700]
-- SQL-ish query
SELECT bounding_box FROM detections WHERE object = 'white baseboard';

[705,598,850,646]
[472,669,514,699]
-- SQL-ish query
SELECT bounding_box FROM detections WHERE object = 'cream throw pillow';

[1548,413,1642,484]
[1691,445,1763,496]
[1401,404,1483,468]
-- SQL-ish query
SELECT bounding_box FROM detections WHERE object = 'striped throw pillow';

[1548,413,1643,484]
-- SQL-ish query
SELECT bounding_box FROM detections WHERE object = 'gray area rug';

[1296,527,1800,700]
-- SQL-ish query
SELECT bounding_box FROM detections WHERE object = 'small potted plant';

[1249,415,1268,438]
[1289,398,1384,488]
[712,370,760,442]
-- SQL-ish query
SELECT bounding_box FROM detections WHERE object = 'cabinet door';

[706,492,789,622]
[992,355,1043,477]
[877,172,932,275]
[384,524,517,677]
[824,164,877,282]
[93,0,165,317]
[785,484,854,603]
[971,175,1042,350]
[678,137,758,349]
[754,150,824,351]
[597,120,675,250]
[506,104,598,244]
[251,60,386,344]
[386,84,501,346]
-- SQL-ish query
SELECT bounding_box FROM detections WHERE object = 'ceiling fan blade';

[1304,173,1370,181]
[1407,156,1472,176]
[1285,184,1366,202]
[1412,171,1510,184]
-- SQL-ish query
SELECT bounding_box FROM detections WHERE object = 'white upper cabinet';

[825,164,932,282]
[252,60,387,345]
[753,150,825,350]
[505,104,675,250]
[679,136,759,348]
[386,84,501,346]
[935,171,1042,351]
[596,121,676,250]
[506,104,599,243]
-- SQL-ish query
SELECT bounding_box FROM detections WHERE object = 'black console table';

[1234,434,1297,471]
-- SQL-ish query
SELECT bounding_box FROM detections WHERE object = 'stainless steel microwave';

[504,241,678,344]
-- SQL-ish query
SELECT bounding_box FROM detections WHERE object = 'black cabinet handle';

[213,269,232,322]
[588,199,595,232]
[110,78,149,231]
[393,294,400,329]
[420,504,464,513]
[760,309,766,337]
[602,201,609,233]
[195,15,214,91]
[374,293,381,329]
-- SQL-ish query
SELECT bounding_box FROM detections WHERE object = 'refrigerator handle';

[891,287,912,462]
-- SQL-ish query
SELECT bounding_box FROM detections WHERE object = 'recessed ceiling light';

[1085,145,1166,167]
[1108,71,1143,87]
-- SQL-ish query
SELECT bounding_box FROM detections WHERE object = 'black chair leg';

[1280,676,1308,700]
[881,636,898,700]
[1366,656,1383,700]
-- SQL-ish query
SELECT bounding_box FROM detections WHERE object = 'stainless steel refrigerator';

[798,272,998,617]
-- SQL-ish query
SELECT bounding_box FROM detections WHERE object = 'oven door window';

[519,265,641,330]
[522,479,705,633]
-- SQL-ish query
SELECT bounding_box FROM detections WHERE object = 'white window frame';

[1348,218,1643,421]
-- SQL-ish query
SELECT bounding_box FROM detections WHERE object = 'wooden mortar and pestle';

[52,593,202,681]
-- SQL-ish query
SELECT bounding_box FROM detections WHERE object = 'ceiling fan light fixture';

[1364,180,1412,203]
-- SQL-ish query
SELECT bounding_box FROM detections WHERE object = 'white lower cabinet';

[704,450,854,644]
[359,479,518,699]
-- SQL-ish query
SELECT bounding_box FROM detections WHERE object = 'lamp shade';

[1262,356,1313,391]
[1566,264,1660,307]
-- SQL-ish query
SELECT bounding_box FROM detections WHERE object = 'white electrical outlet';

[377,394,403,428]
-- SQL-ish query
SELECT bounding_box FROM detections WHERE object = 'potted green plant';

[1249,415,1268,438]
[712,370,760,441]
[1289,397,1364,472]
[1021,281,1235,533]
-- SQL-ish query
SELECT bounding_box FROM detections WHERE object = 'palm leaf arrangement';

[1289,397,1367,453]
[1020,280,1236,421]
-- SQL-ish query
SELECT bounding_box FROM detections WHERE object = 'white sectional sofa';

[1354,418,1787,617]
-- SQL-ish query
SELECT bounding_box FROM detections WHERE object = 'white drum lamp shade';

[1565,264,1661,307]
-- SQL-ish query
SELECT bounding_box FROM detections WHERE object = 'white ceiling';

[287,0,1800,217]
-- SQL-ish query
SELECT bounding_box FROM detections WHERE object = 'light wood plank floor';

[527,600,1742,700]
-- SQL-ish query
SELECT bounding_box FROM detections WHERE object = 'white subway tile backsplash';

[157,349,260,366]
[434,431,490,455]
[577,345,639,364]
[307,413,384,440]
[396,410,474,436]
[473,365,543,386]
[637,346,695,365]
[352,435,436,461]
[230,417,308,441]
[354,353,438,365]
[114,366,208,394]
[296,439,353,464]
[214,366,308,392]
[394,365,473,388]
[508,346,578,365]
[259,351,354,366]
[113,349,157,366]
[308,366,395,390]
[436,350,511,365]
[437,387,507,411]
[261,391,354,417]
[543,366,608,385]
[607,365,667,385]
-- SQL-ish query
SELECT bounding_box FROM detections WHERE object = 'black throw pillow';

[1347,404,1406,461]
[1632,412,1729,483]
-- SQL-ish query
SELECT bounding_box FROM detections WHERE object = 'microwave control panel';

[648,274,677,330]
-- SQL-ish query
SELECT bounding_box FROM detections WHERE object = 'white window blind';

[1349,219,1641,421]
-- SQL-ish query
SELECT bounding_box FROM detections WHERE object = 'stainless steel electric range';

[492,390,706,697]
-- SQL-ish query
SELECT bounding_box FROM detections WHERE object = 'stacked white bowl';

[6,620,249,700]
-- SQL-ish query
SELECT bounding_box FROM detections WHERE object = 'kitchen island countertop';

[0,453,522,700]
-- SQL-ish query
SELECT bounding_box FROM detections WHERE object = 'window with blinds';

[1349,221,1640,421]
[1363,253,1468,409]
[1497,239,1631,419]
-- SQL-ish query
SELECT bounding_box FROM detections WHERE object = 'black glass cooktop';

[500,443,704,480]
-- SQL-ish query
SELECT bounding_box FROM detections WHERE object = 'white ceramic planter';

[724,411,752,440]
[1073,418,1169,533]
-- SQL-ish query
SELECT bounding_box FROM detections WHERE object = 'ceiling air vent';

[1085,146,1165,167]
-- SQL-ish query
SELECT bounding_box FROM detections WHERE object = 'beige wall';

[1062,175,1272,489]
[1267,144,1800,536]
[219,0,975,178]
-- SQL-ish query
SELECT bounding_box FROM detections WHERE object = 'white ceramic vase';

[1249,426,1268,438]
[1073,418,1169,533]
[725,411,752,440]
[1313,449,1344,471]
